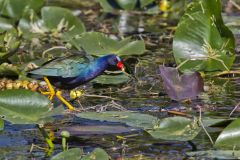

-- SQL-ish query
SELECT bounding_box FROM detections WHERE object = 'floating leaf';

[59,124,137,136]
[73,32,145,56]
[96,0,116,12]
[18,8,40,39]
[159,65,204,101]
[214,118,240,150]
[0,63,20,76]
[117,40,146,56]
[0,28,20,61]
[97,0,155,11]
[0,89,62,124]
[147,116,201,141]
[140,0,156,8]
[202,117,234,127]
[0,0,44,20]
[82,148,109,160]
[77,112,201,141]
[116,0,137,10]
[19,6,85,42]
[51,148,109,160]
[51,148,83,160]
[93,73,129,85]
[187,150,240,159]
[76,111,158,129]
[0,17,14,32]
[41,6,85,41]
[0,118,3,131]
[173,0,235,72]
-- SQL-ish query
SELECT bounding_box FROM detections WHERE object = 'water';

[1,1,240,159]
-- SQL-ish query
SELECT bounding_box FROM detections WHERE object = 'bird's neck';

[82,56,110,81]
[90,56,109,72]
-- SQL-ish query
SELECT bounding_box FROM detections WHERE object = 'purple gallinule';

[28,54,124,111]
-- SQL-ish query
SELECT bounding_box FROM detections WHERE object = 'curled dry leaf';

[159,65,204,101]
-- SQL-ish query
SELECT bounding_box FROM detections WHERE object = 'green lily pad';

[116,0,137,10]
[0,118,3,131]
[77,113,200,141]
[147,117,201,141]
[0,17,14,32]
[0,89,61,124]
[96,0,115,12]
[0,0,44,20]
[19,6,85,42]
[59,124,136,136]
[82,148,109,160]
[18,8,40,39]
[202,117,234,127]
[117,40,146,56]
[51,148,109,160]
[51,148,84,160]
[0,28,20,61]
[97,0,155,11]
[173,0,235,72]
[93,73,129,85]
[76,111,158,130]
[41,6,85,41]
[187,150,240,159]
[0,63,20,76]
[214,118,240,150]
[73,32,145,56]
[140,0,156,8]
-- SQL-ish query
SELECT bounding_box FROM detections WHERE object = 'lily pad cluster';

[159,0,237,101]
[77,111,201,141]
[0,0,239,159]
[77,111,240,159]
[188,118,240,159]
[173,0,236,72]
[51,148,109,160]
[0,89,64,124]
[0,0,145,85]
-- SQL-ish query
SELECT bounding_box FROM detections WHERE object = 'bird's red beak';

[117,61,124,71]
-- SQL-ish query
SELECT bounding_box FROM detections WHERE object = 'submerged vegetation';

[0,0,240,159]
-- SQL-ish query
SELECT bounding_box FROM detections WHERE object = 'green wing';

[29,54,94,78]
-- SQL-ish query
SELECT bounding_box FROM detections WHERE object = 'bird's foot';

[69,89,84,100]
[41,90,55,100]
[41,77,81,112]
[56,90,80,112]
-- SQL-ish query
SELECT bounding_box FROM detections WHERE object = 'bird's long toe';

[56,90,79,111]
[40,90,55,100]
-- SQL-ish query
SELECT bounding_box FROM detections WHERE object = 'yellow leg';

[41,77,55,100]
[41,77,80,112]
[56,90,78,111]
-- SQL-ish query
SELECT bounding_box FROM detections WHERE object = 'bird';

[27,54,124,111]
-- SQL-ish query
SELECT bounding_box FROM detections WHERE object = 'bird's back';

[28,54,94,78]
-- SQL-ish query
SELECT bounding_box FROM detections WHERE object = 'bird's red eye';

[117,61,123,70]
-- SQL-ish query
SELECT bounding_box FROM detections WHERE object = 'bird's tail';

[26,72,44,79]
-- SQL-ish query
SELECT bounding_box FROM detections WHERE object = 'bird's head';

[107,54,124,71]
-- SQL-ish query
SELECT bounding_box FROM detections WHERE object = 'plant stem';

[198,106,214,145]
[62,138,66,151]
[230,0,240,10]
[176,59,189,70]
[37,124,54,156]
